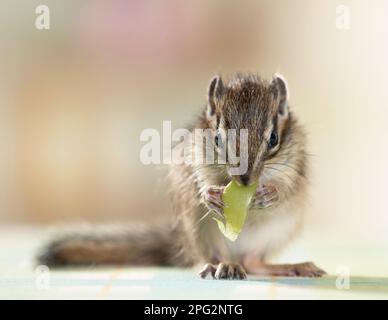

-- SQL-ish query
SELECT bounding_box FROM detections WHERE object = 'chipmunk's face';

[206,74,290,186]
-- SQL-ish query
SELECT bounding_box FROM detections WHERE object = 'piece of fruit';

[214,178,258,241]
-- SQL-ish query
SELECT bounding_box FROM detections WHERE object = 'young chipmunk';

[37,73,326,279]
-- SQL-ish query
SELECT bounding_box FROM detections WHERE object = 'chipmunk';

[37,73,326,279]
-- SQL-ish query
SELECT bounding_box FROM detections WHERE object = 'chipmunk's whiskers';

[265,162,302,176]
[264,165,295,186]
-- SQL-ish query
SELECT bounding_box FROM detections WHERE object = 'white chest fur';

[199,200,304,263]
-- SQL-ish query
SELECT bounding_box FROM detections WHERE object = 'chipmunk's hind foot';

[199,262,247,280]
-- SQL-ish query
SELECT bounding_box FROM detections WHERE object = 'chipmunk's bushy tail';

[36,223,183,267]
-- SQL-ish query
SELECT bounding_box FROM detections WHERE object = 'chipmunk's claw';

[203,186,225,217]
[199,263,247,280]
[250,185,279,209]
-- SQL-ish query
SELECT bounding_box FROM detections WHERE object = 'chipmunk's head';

[206,73,291,186]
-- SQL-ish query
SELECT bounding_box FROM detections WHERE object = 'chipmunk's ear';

[207,75,224,119]
[271,74,289,117]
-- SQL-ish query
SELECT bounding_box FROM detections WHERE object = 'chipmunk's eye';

[268,131,278,148]
[215,131,223,148]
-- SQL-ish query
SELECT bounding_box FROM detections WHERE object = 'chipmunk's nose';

[239,174,250,186]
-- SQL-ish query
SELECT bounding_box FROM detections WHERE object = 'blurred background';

[0,0,387,243]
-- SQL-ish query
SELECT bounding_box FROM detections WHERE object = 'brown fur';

[36,224,183,266]
[168,74,309,266]
[37,73,324,278]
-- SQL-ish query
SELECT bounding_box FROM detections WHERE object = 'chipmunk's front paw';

[250,185,279,209]
[202,186,225,218]
[199,263,247,280]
